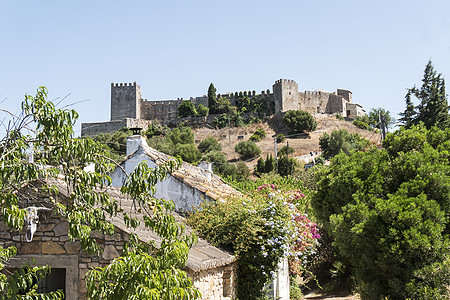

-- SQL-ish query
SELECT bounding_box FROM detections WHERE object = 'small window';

[346,110,351,117]
[37,268,66,296]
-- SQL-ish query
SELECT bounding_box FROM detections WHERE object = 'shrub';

[144,123,165,138]
[319,129,371,159]
[178,100,197,118]
[278,145,294,157]
[335,114,344,121]
[214,113,230,129]
[235,140,261,159]
[173,143,202,164]
[196,104,209,117]
[201,150,227,173]
[220,162,250,181]
[264,154,275,173]
[283,110,317,133]
[352,115,371,130]
[277,156,296,177]
[168,125,194,145]
[254,157,265,176]
[276,134,285,143]
[249,128,266,142]
[187,185,319,299]
[197,137,221,153]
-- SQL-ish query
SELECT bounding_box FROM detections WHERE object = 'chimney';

[126,135,148,156]
[197,161,213,182]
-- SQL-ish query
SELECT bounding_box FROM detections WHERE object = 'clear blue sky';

[1,0,449,135]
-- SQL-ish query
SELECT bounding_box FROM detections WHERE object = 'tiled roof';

[125,143,243,203]
[106,186,235,272]
[22,179,235,272]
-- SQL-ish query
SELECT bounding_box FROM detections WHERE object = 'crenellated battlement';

[111,82,138,87]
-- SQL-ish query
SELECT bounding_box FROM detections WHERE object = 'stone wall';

[81,118,153,136]
[0,212,125,300]
[140,99,182,123]
[110,82,141,121]
[346,103,365,117]
[187,264,235,300]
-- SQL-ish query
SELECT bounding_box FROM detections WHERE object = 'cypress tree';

[399,90,417,128]
[408,60,449,129]
[208,83,217,113]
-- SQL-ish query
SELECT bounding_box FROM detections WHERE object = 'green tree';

[264,154,275,173]
[277,156,295,177]
[319,129,371,159]
[312,124,450,299]
[278,145,294,157]
[249,128,266,142]
[398,90,417,128]
[178,100,197,118]
[174,143,202,164]
[207,83,217,113]
[196,104,209,117]
[201,150,227,173]
[254,157,266,176]
[352,115,371,130]
[168,125,195,145]
[368,107,395,130]
[282,110,317,133]
[197,137,221,153]
[235,141,261,160]
[407,60,449,129]
[0,87,200,299]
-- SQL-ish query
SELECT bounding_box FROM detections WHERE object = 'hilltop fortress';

[81,79,365,136]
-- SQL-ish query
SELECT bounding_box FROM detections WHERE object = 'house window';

[346,110,351,117]
[37,268,66,296]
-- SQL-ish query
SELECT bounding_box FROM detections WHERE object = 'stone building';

[81,79,365,136]
[1,179,235,300]
[110,135,242,212]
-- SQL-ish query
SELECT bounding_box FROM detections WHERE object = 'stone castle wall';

[110,82,141,121]
[81,118,153,137]
[81,79,365,137]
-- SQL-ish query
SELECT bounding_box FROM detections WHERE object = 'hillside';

[193,114,380,170]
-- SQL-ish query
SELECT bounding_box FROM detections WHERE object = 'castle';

[81,79,365,136]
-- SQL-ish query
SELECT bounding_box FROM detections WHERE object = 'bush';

[249,128,266,142]
[319,129,371,159]
[214,113,230,129]
[220,162,250,181]
[173,143,202,164]
[278,145,294,157]
[283,110,317,133]
[168,125,194,145]
[276,134,285,143]
[335,114,344,121]
[277,156,296,177]
[144,123,165,138]
[178,100,197,118]
[198,137,221,153]
[352,115,371,130]
[196,104,209,117]
[201,150,227,173]
[235,141,261,159]
[187,185,319,299]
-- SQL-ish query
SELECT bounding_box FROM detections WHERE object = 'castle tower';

[272,79,299,112]
[110,82,142,121]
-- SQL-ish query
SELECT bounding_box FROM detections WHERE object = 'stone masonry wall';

[0,211,125,300]
[110,82,141,121]
[81,118,153,136]
[187,264,235,300]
